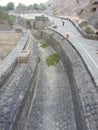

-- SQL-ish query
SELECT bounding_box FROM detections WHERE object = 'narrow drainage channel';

[25,42,77,130]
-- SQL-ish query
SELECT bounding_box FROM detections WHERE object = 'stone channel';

[24,39,77,130]
[0,28,98,130]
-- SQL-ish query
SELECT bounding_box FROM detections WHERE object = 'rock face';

[79,0,98,28]
[33,15,49,30]
[46,0,90,15]
[46,0,98,28]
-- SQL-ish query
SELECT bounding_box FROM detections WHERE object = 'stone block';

[15,28,22,33]
[18,50,30,63]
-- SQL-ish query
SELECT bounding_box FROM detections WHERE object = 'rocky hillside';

[81,0,98,28]
[46,0,90,15]
[46,0,98,28]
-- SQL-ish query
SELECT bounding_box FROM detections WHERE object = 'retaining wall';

[11,57,39,130]
[0,35,40,130]
[34,30,98,130]
[0,56,39,130]
[0,30,29,89]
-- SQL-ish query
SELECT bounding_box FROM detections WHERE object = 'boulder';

[79,20,88,28]
[82,25,95,34]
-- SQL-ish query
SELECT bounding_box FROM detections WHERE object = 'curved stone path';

[25,42,77,130]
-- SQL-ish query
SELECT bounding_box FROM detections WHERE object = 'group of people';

[53,17,71,27]
[61,17,71,26]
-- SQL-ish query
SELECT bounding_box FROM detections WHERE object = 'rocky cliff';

[46,0,90,15]
[46,0,98,28]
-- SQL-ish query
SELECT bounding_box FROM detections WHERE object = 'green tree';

[32,3,40,10]
[6,2,15,11]
[0,6,6,19]
[27,3,46,10]
[27,5,33,10]
[16,3,27,13]
[3,6,8,11]
[40,3,46,10]
[0,6,14,25]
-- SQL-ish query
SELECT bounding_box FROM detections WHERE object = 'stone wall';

[0,30,29,88]
[11,57,39,130]
[33,15,49,30]
[34,30,98,130]
[0,30,40,130]
[0,27,98,130]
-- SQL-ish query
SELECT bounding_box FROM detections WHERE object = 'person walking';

[61,17,65,26]
[62,20,65,26]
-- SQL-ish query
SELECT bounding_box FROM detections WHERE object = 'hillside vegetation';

[0,6,14,25]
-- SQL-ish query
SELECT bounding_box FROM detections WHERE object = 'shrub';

[46,53,60,66]
[7,15,14,25]
[40,42,48,48]
[26,19,32,29]
[0,6,14,25]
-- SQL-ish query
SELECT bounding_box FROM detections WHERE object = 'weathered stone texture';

[36,30,98,130]
[0,30,29,88]
[18,50,30,63]
[0,40,39,130]
[33,15,49,30]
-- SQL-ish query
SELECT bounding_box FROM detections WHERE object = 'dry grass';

[0,32,21,43]
[0,32,21,61]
